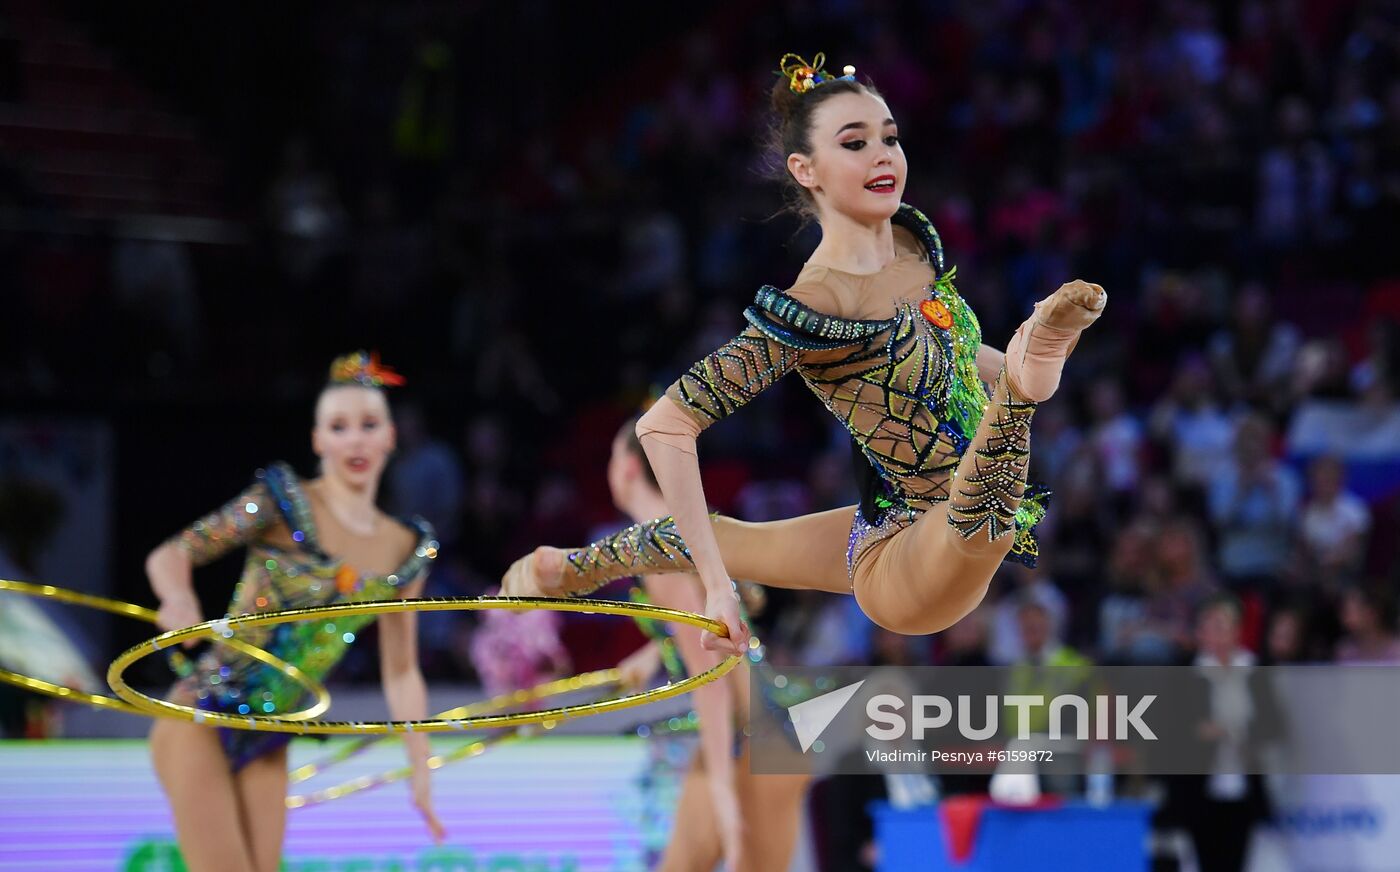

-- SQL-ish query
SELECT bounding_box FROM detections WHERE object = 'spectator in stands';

[1162,594,1281,872]
[1087,377,1145,511]
[1335,585,1400,664]
[989,564,1069,666]
[1264,602,1319,664]
[1207,283,1302,413]
[1130,518,1220,664]
[1149,354,1234,490]
[1209,414,1300,593]
[1298,455,1371,588]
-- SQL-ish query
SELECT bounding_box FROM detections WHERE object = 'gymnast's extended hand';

[701,586,747,657]
[411,763,447,844]
[146,541,205,648]
[617,641,664,691]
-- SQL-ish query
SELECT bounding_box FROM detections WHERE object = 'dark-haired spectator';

[1208,284,1302,412]
[1126,519,1220,664]
[1335,586,1400,664]
[938,605,992,667]
[1098,523,1154,663]
[1149,355,1235,490]
[1039,452,1112,634]
[1264,603,1320,664]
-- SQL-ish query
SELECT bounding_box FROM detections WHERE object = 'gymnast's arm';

[636,324,803,653]
[145,543,199,636]
[146,479,274,636]
[635,395,744,653]
[380,572,445,843]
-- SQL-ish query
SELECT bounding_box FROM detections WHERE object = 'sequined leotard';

[557,204,1046,598]
[672,203,1045,572]
[167,462,438,770]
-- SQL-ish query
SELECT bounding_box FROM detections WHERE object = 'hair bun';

[770,77,803,122]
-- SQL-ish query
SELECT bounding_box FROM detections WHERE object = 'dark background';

[3,0,1400,696]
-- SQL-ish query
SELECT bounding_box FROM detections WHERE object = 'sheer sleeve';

[164,480,277,568]
[664,323,805,433]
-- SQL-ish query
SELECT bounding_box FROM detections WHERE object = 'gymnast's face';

[788,90,906,226]
[312,386,396,491]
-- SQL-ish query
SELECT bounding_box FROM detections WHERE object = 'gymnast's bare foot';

[1004,279,1107,403]
[501,546,570,598]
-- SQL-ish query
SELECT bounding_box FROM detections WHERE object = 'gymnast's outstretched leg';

[853,279,1104,635]
[501,505,857,598]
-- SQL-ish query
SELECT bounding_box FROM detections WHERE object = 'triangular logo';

[787,680,865,752]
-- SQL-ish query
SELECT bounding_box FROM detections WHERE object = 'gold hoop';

[284,668,622,808]
[285,672,705,808]
[0,579,330,719]
[109,597,739,735]
[286,726,547,808]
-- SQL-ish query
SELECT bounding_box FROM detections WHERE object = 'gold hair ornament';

[778,52,857,94]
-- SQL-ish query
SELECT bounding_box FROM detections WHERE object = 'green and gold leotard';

[669,203,1045,574]
[559,205,1046,597]
[168,462,437,770]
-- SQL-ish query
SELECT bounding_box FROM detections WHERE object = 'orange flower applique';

[335,565,359,595]
[920,299,953,330]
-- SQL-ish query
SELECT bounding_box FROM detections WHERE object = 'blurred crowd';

[3,0,1400,688]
